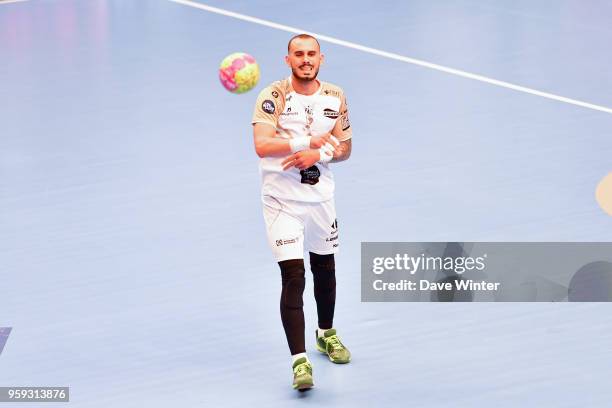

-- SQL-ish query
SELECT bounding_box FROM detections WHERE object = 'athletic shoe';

[316,329,351,364]
[292,357,314,391]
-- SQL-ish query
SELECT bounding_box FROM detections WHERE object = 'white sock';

[292,352,308,364]
[318,328,332,337]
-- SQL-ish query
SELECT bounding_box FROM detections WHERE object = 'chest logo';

[281,106,298,116]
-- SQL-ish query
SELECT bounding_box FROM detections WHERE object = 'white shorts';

[262,195,339,262]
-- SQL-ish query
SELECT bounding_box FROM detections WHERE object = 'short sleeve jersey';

[252,77,352,202]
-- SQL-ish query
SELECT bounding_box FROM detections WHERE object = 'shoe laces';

[295,362,311,376]
[325,335,345,352]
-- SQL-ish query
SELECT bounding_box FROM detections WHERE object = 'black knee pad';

[310,253,336,291]
[279,259,305,309]
[309,253,335,274]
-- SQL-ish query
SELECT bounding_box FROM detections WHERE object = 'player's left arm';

[330,92,352,163]
[330,138,351,163]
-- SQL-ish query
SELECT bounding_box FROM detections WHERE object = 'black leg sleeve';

[309,252,336,330]
[278,259,306,355]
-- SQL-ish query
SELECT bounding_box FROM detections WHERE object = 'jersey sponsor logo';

[323,89,340,97]
[300,165,321,185]
[323,108,339,119]
[276,237,298,246]
[262,100,275,114]
[341,113,351,131]
[341,97,350,130]
[281,106,298,116]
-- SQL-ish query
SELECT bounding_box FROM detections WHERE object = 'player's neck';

[291,75,320,96]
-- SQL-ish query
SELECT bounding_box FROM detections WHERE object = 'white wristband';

[318,145,333,163]
[289,136,311,153]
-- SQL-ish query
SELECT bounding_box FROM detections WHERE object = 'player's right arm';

[252,87,291,158]
[253,123,292,158]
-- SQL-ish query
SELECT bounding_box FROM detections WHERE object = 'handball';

[218,52,260,94]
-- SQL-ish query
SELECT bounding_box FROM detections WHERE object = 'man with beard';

[251,34,352,391]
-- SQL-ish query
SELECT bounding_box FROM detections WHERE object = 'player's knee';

[309,253,335,274]
[279,259,305,309]
[310,253,336,292]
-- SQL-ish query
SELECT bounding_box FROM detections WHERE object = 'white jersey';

[252,77,352,203]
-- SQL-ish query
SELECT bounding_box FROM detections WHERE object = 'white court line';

[0,0,29,5]
[169,0,612,115]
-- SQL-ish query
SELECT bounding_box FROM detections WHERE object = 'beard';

[291,65,319,82]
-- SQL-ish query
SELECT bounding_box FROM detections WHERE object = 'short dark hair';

[287,34,320,52]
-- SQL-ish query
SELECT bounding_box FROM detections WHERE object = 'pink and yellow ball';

[218,52,260,94]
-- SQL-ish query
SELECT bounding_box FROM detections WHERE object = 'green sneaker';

[292,357,314,391]
[316,329,351,364]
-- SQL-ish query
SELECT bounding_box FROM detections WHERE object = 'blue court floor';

[1,1,611,407]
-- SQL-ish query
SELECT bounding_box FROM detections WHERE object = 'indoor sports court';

[1,0,611,406]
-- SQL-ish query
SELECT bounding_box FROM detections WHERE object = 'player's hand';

[309,133,339,152]
[282,149,326,170]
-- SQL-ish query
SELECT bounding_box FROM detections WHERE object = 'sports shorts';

[262,195,339,262]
